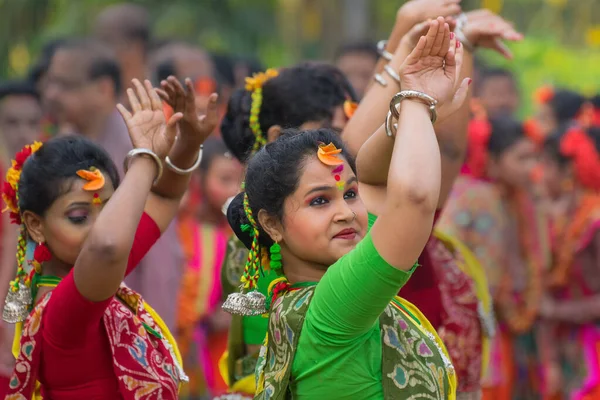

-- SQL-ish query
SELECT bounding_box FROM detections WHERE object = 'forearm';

[387,100,441,211]
[74,157,156,301]
[152,135,201,200]
[373,12,418,75]
[434,47,473,207]
[344,43,411,156]
[356,125,393,186]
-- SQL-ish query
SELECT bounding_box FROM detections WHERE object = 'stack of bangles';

[123,145,204,180]
[374,12,474,87]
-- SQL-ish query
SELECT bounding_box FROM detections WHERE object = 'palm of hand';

[127,110,173,159]
[401,55,454,103]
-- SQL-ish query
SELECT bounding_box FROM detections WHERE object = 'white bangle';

[124,148,163,183]
[373,73,388,87]
[165,145,203,175]
[383,65,401,87]
[377,40,393,61]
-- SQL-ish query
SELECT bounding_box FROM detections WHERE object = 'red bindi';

[334,175,341,181]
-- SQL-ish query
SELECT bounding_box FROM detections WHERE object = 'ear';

[266,125,282,144]
[21,211,45,243]
[257,209,283,243]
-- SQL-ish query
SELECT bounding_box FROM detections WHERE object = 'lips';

[333,228,357,240]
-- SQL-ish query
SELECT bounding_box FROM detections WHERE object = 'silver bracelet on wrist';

[385,90,438,137]
[373,73,388,87]
[454,13,475,52]
[377,40,393,62]
[124,148,163,183]
[165,145,203,175]
[383,65,401,87]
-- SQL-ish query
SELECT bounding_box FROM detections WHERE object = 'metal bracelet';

[385,90,438,137]
[124,148,163,183]
[165,145,203,175]
[376,40,393,61]
[373,73,388,87]
[454,27,475,53]
[383,65,401,87]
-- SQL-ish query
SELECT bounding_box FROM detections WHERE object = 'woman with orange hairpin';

[537,124,600,399]
[436,102,550,400]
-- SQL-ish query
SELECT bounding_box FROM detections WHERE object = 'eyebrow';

[304,176,357,196]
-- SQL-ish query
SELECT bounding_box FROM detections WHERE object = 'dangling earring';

[270,241,282,273]
[31,242,52,274]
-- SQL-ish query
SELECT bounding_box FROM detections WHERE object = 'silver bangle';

[385,90,438,137]
[373,73,388,87]
[454,13,475,52]
[377,40,393,61]
[165,145,203,175]
[124,148,163,183]
[383,65,401,87]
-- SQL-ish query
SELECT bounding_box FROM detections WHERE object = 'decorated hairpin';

[317,143,343,166]
[76,167,105,205]
[317,143,346,190]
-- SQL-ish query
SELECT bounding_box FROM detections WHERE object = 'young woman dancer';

[2,78,216,399]
[437,114,549,399]
[538,124,600,399]
[217,61,357,397]
[226,19,462,399]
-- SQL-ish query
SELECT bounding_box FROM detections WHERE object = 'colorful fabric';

[549,203,600,399]
[256,285,455,400]
[177,217,229,397]
[438,175,549,398]
[431,230,493,393]
[6,280,184,400]
[254,230,455,399]
[221,234,277,393]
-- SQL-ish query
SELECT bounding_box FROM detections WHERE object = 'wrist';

[397,4,420,25]
[128,155,159,183]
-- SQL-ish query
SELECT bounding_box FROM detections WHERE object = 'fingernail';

[468,78,472,86]
[450,32,455,39]
[456,41,461,48]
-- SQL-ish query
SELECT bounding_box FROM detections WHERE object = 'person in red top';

[2,77,218,399]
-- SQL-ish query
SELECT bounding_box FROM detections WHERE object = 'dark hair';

[221,62,357,163]
[335,41,379,62]
[96,3,151,46]
[487,116,526,157]
[199,137,232,173]
[58,38,122,95]
[0,81,40,103]
[27,38,68,86]
[475,67,517,95]
[227,128,355,249]
[549,89,586,123]
[18,136,120,217]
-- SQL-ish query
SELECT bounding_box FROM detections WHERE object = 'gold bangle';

[124,148,163,183]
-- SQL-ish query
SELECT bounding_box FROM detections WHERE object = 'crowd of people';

[0,1,598,399]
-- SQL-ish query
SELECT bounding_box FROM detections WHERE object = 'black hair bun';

[226,191,253,250]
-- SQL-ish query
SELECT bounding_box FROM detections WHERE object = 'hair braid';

[240,192,262,289]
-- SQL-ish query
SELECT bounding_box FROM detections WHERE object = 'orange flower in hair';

[317,143,343,166]
[343,100,358,119]
[523,119,545,146]
[533,85,554,105]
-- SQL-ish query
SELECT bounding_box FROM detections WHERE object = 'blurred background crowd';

[0,0,598,399]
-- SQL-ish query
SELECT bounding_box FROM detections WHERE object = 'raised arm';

[147,76,219,232]
[74,81,183,302]
[370,17,466,270]
[343,2,461,156]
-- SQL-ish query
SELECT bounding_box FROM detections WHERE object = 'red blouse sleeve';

[125,212,162,276]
